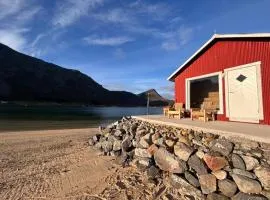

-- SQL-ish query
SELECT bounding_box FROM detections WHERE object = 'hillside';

[138,89,172,106]
[0,43,146,106]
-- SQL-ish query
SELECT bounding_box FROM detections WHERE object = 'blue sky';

[0,0,270,99]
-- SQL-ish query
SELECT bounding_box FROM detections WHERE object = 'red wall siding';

[174,40,270,125]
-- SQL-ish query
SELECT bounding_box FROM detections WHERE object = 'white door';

[225,64,260,123]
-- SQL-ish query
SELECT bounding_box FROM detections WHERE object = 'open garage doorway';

[185,72,224,114]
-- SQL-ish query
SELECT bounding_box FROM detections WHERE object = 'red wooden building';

[168,33,270,125]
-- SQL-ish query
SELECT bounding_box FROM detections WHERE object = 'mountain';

[138,89,173,106]
[0,43,147,106]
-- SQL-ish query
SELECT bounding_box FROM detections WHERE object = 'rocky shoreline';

[89,117,270,200]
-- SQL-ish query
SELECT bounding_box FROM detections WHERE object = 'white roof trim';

[167,33,270,81]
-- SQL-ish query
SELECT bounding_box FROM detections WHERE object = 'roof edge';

[167,33,270,81]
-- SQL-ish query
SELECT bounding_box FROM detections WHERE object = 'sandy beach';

[0,128,120,200]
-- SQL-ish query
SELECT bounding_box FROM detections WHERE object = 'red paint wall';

[174,39,270,124]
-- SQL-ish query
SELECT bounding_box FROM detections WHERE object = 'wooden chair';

[167,103,185,119]
[190,102,217,122]
[163,106,170,116]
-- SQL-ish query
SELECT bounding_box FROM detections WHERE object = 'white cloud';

[0,29,29,51]
[161,26,194,51]
[161,41,178,51]
[0,0,42,53]
[83,36,134,46]
[52,0,103,27]
[0,0,25,20]
[17,6,42,21]
[93,8,131,23]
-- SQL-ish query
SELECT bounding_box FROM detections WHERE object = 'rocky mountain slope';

[0,43,169,106]
[138,89,173,106]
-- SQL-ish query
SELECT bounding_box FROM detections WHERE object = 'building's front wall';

[174,39,270,124]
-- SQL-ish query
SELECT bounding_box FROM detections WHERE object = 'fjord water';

[0,104,162,132]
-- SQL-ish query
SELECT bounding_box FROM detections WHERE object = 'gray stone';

[198,174,217,194]
[218,179,238,197]
[136,158,151,170]
[88,138,95,146]
[94,142,102,149]
[165,139,175,147]
[93,134,101,142]
[134,148,151,158]
[170,174,205,199]
[154,148,186,173]
[232,153,246,170]
[184,171,200,187]
[232,168,257,179]
[241,155,259,171]
[188,155,208,175]
[254,166,270,190]
[174,142,194,161]
[211,138,233,156]
[139,138,150,148]
[114,129,125,137]
[113,140,121,151]
[122,136,132,152]
[207,193,229,200]
[101,141,113,153]
[232,192,267,200]
[232,174,262,194]
[147,165,160,179]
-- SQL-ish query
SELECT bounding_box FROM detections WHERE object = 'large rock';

[203,154,228,171]
[188,155,208,175]
[101,141,113,153]
[134,148,151,158]
[232,154,246,170]
[170,174,205,200]
[198,174,216,194]
[138,138,150,148]
[212,170,227,180]
[211,138,233,156]
[113,140,122,151]
[184,171,200,187]
[232,168,257,179]
[147,144,159,156]
[154,148,186,173]
[254,166,270,190]
[174,142,194,161]
[165,139,175,148]
[147,165,160,179]
[232,174,262,194]
[207,193,229,200]
[241,155,259,171]
[122,136,133,152]
[232,192,268,200]
[218,179,238,197]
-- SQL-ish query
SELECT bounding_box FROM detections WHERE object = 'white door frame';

[185,71,224,114]
[224,61,264,122]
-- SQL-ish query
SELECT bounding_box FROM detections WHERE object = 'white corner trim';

[224,61,264,120]
[168,33,270,81]
[185,71,224,115]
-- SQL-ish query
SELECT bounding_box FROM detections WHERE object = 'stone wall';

[89,117,270,200]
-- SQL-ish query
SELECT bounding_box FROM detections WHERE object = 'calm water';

[0,104,162,132]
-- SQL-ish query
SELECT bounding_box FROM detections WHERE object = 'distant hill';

[0,43,147,106]
[0,43,168,106]
[138,89,173,106]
